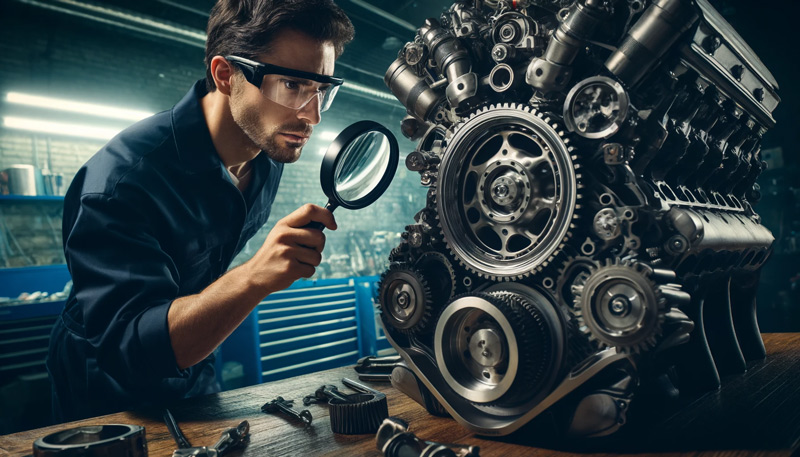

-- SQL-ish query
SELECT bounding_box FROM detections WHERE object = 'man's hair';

[205,0,355,91]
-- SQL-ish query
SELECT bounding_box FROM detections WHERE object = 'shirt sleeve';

[65,191,185,387]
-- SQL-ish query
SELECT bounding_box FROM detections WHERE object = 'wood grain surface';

[2,333,799,457]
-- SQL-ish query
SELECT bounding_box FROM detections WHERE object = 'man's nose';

[297,93,322,125]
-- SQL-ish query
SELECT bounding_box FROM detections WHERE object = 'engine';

[378,0,779,438]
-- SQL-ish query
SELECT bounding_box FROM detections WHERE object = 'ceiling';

[25,0,455,93]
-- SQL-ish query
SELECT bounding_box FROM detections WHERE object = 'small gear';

[435,103,581,281]
[555,253,601,309]
[414,251,457,305]
[572,258,670,354]
[378,263,435,334]
[388,241,410,263]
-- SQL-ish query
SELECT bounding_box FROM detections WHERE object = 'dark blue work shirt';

[47,80,283,421]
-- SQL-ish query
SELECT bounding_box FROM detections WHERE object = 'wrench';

[171,420,250,457]
[261,396,313,425]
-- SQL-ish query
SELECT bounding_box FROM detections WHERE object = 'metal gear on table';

[378,263,435,334]
[572,258,669,354]
[435,103,581,281]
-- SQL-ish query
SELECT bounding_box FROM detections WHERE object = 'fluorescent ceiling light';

[5,92,154,122]
[3,116,122,141]
[317,130,339,141]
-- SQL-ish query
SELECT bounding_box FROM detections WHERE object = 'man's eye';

[281,79,300,91]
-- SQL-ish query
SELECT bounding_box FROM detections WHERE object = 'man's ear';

[210,56,235,96]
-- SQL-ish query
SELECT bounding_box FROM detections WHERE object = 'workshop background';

[0,0,797,435]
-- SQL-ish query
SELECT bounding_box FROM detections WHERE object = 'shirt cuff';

[137,301,186,378]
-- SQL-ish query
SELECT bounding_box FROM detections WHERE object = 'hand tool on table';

[261,396,313,426]
[303,384,357,406]
[164,408,250,457]
[376,417,480,457]
[355,355,403,382]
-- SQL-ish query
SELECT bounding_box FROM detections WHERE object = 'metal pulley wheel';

[434,286,565,406]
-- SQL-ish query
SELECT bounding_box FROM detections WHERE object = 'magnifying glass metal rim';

[320,120,399,210]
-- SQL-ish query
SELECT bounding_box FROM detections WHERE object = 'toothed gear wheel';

[434,291,557,405]
[573,259,667,354]
[555,254,601,308]
[414,251,457,304]
[436,103,580,281]
[378,263,434,334]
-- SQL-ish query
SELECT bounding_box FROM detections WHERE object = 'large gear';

[378,263,434,334]
[436,103,580,281]
[572,259,668,354]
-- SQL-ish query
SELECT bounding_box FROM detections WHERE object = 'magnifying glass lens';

[334,131,392,203]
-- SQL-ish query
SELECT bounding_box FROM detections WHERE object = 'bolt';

[493,184,509,197]
[396,291,410,308]
[730,64,744,81]
[610,297,628,315]
[702,35,721,54]
[493,47,505,60]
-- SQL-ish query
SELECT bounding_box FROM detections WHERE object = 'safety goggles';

[225,55,344,113]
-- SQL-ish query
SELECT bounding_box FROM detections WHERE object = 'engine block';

[379,0,779,438]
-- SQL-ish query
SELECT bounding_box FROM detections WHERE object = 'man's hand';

[246,204,337,295]
[169,204,336,369]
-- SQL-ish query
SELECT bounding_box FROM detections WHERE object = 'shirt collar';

[171,80,222,174]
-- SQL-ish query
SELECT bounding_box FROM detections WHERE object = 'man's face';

[229,29,336,163]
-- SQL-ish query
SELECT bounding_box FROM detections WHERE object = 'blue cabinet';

[219,275,394,388]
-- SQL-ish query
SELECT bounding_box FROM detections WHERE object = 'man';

[46,0,354,421]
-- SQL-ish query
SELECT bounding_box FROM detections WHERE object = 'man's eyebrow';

[281,77,315,87]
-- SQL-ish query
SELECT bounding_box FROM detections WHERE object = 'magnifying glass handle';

[304,221,325,231]
[301,201,337,231]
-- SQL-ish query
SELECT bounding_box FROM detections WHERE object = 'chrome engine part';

[380,0,779,439]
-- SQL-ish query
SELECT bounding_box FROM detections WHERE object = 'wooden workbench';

[2,333,799,456]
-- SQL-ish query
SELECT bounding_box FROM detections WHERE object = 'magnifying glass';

[304,120,400,230]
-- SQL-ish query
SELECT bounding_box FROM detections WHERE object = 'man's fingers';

[294,246,323,267]
[285,204,337,231]
[292,259,316,279]
[289,229,326,253]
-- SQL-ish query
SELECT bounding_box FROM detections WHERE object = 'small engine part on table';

[302,379,389,434]
[376,417,480,457]
[261,396,313,426]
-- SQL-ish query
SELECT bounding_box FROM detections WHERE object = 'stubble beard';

[230,81,310,164]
